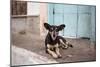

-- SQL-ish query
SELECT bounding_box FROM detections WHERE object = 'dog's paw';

[61,45,68,49]
[53,54,58,59]
[58,55,62,58]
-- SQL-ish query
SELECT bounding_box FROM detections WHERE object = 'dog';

[44,23,73,58]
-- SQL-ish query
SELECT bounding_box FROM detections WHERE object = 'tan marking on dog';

[59,39,65,45]
[47,44,58,58]
[55,44,62,57]
[47,44,55,50]
[59,39,68,49]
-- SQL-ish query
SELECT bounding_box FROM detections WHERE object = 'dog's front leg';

[55,44,62,58]
[47,45,58,58]
[59,39,68,49]
[47,49,58,58]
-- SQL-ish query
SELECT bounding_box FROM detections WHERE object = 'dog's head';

[44,23,65,40]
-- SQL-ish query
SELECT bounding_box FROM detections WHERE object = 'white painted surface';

[27,2,40,15]
[12,45,57,66]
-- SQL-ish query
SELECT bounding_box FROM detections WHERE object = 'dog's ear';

[58,24,65,31]
[44,23,51,30]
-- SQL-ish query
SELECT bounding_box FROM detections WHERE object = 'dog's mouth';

[52,36,57,40]
[52,35,57,40]
[50,32,58,40]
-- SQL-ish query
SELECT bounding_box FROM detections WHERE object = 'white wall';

[27,2,40,15]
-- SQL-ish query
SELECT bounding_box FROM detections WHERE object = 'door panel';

[54,13,64,36]
[77,6,91,38]
[64,14,77,37]
[90,6,96,41]
[48,4,77,37]
[54,4,64,13]
[78,14,91,38]
[63,5,77,37]
[54,13,63,25]
[78,6,91,14]
[48,4,54,25]
[54,4,64,36]
[63,5,77,13]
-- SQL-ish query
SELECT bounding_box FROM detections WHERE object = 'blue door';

[48,3,54,25]
[63,5,77,38]
[48,4,95,39]
[48,4,64,36]
[53,4,64,36]
[48,4,77,37]
[77,6,91,38]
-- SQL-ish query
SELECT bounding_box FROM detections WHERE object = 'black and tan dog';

[44,23,73,58]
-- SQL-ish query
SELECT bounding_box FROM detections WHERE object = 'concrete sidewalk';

[12,45,57,66]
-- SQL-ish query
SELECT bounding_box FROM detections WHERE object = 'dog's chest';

[49,39,59,45]
[47,43,58,51]
[46,34,60,45]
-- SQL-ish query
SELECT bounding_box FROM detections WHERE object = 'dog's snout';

[53,31,56,36]
[53,34,55,37]
[53,31,58,37]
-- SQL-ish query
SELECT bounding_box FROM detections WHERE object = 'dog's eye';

[51,28,53,30]
[55,27,59,31]
[50,28,53,31]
